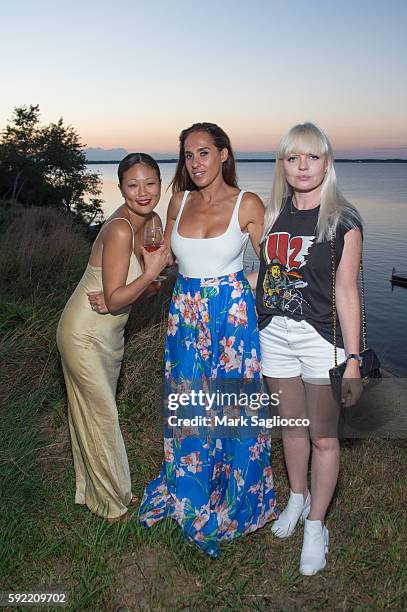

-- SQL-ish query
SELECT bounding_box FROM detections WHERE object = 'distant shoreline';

[86,158,407,164]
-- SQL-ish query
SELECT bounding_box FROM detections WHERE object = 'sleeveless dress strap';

[103,217,135,251]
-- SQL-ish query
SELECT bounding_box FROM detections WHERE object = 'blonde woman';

[254,123,363,574]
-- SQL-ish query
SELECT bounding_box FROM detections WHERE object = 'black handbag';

[328,234,381,404]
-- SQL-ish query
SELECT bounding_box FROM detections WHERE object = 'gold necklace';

[290,195,320,214]
[290,198,300,214]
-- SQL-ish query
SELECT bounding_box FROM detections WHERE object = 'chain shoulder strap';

[330,232,367,367]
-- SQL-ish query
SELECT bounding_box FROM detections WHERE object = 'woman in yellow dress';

[57,153,169,520]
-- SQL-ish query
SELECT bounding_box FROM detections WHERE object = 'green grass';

[1,295,406,611]
[1,205,406,610]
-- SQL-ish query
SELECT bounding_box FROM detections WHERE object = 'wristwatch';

[346,353,362,364]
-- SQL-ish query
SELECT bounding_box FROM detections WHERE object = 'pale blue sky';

[1,0,406,155]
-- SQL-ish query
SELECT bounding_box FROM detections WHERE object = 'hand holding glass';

[143,226,167,281]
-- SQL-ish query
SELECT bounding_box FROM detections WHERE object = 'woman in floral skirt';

[139,123,277,557]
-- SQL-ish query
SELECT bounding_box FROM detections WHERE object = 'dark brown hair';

[118,153,161,185]
[171,122,238,193]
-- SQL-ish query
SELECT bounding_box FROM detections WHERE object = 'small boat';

[390,268,407,287]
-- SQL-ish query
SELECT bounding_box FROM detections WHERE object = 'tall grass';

[0,203,89,301]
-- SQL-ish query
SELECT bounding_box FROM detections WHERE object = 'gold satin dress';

[56,218,142,519]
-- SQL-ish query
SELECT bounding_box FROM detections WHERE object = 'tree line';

[0,105,104,225]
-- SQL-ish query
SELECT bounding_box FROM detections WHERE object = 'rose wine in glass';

[143,225,166,280]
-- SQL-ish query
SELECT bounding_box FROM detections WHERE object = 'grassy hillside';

[0,203,405,610]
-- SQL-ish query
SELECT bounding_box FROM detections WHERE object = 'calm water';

[90,162,407,375]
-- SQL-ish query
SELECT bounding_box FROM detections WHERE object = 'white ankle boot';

[271,490,311,538]
[300,519,329,576]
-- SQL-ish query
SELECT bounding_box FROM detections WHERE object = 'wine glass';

[143,226,163,252]
[143,224,166,281]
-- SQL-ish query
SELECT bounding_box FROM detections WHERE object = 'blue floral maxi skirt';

[138,271,278,557]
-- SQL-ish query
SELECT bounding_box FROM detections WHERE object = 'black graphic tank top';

[256,198,362,348]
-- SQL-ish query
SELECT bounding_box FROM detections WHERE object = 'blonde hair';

[263,122,362,242]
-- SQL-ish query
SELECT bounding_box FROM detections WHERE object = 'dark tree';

[0,105,104,225]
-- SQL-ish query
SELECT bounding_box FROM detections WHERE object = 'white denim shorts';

[259,316,346,384]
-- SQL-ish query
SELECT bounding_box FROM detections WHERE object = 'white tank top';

[171,190,249,278]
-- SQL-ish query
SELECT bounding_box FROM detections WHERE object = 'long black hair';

[118,153,161,185]
[171,122,238,193]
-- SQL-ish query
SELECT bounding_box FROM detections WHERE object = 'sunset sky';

[1,0,406,157]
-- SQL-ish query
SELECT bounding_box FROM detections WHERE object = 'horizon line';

[85,158,407,164]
